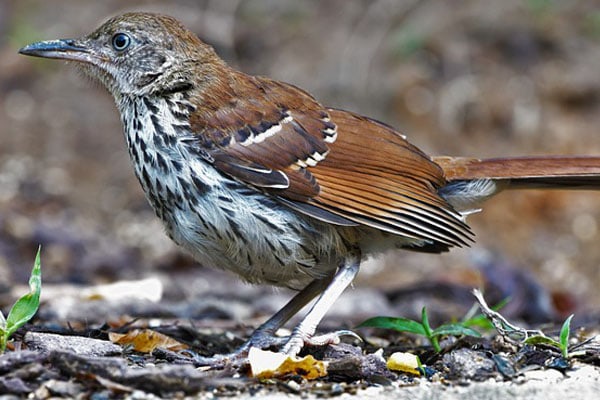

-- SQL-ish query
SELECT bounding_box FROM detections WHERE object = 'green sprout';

[472,289,574,359]
[0,247,42,353]
[359,306,481,353]
[524,314,574,359]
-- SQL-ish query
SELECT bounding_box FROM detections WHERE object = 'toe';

[281,329,362,355]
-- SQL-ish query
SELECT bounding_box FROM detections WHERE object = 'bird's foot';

[189,328,361,368]
[245,327,361,356]
[281,328,362,356]
[187,328,286,368]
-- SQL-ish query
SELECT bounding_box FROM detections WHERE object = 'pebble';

[24,332,122,357]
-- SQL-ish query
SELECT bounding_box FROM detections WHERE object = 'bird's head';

[19,12,225,97]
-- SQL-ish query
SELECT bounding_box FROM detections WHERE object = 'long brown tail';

[434,156,600,190]
[434,156,600,212]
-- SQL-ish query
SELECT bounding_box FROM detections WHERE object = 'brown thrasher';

[19,12,600,362]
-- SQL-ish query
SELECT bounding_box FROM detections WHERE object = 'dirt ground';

[1,0,600,398]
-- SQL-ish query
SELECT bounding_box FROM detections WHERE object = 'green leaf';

[420,307,443,352]
[421,307,433,338]
[559,314,574,358]
[5,246,42,337]
[461,315,494,330]
[359,316,427,336]
[432,324,482,338]
[523,334,561,348]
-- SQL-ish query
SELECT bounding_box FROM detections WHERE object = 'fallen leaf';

[386,352,421,375]
[248,347,328,380]
[109,329,188,353]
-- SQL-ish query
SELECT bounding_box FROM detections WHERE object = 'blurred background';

[1,0,599,324]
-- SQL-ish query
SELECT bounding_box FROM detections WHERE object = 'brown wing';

[309,109,473,246]
[189,74,334,200]
[189,73,472,247]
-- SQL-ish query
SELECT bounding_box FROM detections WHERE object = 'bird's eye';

[111,33,131,51]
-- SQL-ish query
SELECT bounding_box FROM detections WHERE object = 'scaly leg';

[193,252,361,365]
[192,274,332,366]
[237,276,333,351]
[281,252,361,356]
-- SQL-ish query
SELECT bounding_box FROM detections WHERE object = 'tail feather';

[434,156,600,190]
[434,156,600,213]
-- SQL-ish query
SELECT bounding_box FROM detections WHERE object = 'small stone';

[284,379,300,393]
[0,351,46,374]
[24,332,122,357]
[330,383,344,395]
[442,348,496,381]
[0,377,33,395]
[43,379,84,397]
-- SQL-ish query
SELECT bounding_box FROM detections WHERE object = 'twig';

[471,289,545,345]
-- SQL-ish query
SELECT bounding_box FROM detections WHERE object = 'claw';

[304,329,363,346]
[187,329,290,368]
[187,328,362,367]
[282,329,362,355]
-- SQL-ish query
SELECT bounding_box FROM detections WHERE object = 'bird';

[19,12,600,362]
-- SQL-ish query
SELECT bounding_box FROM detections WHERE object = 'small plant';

[0,247,42,353]
[472,289,574,359]
[359,306,481,352]
[524,314,574,359]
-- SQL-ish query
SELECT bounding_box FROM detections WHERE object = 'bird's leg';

[237,276,333,351]
[191,275,331,367]
[192,253,361,366]
[281,252,361,356]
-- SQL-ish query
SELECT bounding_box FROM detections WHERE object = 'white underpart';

[117,94,353,290]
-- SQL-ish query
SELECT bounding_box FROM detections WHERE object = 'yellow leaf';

[248,347,328,380]
[109,329,188,353]
[386,352,420,375]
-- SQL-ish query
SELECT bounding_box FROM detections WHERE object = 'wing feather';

[188,74,473,248]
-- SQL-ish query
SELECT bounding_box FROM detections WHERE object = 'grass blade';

[5,246,42,337]
[359,316,427,336]
[559,314,574,358]
[432,324,481,338]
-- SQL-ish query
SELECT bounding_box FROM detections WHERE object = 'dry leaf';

[248,347,328,380]
[386,352,421,375]
[109,329,188,353]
